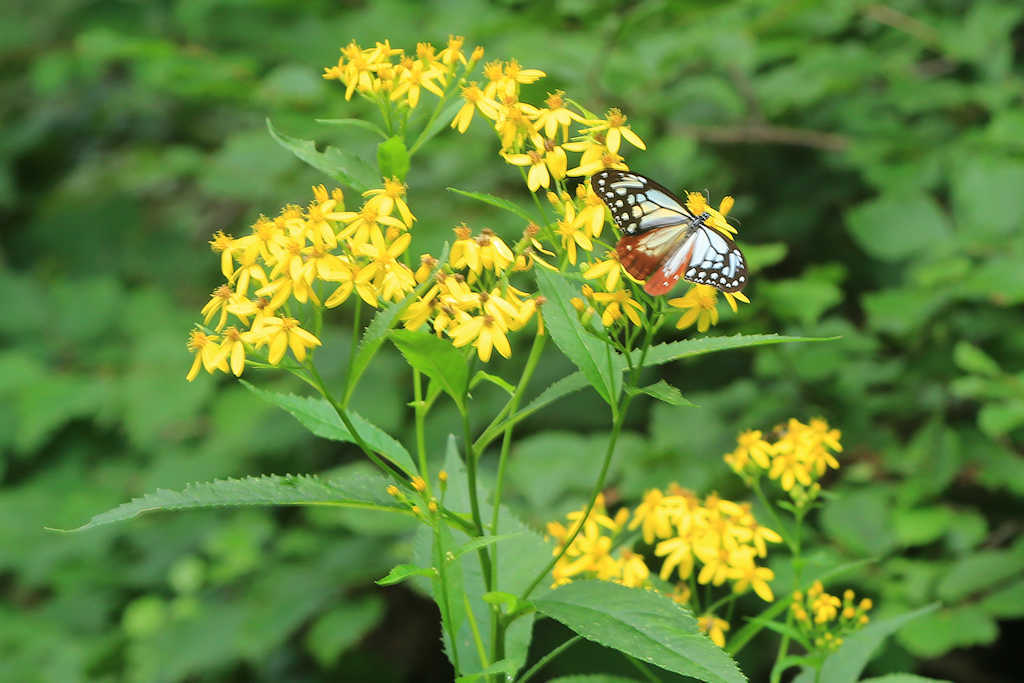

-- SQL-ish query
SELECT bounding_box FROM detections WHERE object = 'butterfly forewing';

[593,169,748,294]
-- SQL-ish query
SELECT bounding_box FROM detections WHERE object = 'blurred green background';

[3,0,1023,681]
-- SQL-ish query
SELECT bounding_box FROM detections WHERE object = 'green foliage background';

[3,0,1022,680]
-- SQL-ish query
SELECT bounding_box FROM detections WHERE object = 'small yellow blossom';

[699,615,730,648]
[580,108,646,155]
[186,329,227,381]
[449,314,511,362]
[670,285,720,332]
[201,285,236,331]
[249,316,322,365]
[534,90,583,141]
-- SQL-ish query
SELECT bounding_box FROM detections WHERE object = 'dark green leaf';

[242,381,417,476]
[629,379,695,406]
[536,268,622,406]
[448,186,536,223]
[315,117,388,139]
[390,329,468,411]
[636,334,833,367]
[818,604,938,683]
[376,563,435,586]
[58,473,405,531]
[266,118,378,192]
[534,580,745,683]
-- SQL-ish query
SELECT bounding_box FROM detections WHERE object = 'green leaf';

[818,604,938,683]
[629,379,695,406]
[242,381,417,476]
[536,268,622,406]
[978,399,1024,438]
[377,135,410,181]
[58,473,405,532]
[376,563,435,586]
[305,596,385,667]
[760,276,842,326]
[726,597,791,655]
[845,193,952,262]
[470,370,515,395]
[315,117,388,139]
[897,604,997,658]
[266,118,378,193]
[448,186,536,223]
[390,329,469,411]
[636,333,833,367]
[936,540,1024,601]
[954,341,1002,376]
[533,580,745,683]
[978,578,1024,618]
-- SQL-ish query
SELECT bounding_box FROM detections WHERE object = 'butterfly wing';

[642,225,748,295]
[592,169,698,236]
[594,169,748,295]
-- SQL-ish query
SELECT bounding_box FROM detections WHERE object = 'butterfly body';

[592,170,747,295]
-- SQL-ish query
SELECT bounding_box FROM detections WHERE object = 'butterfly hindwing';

[593,169,748,294]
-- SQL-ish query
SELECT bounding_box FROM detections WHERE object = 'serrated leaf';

[59,473,404,531]
[390,329,468,411]
[377,136,410,181]
[533,580,745,683]
[266,118,378,192]
[376,563,435,586]
[818,604,938,683]
[636,333,833,367]
[630,379,695,406]
[315,117,388,139]
[448,186,536,223]
[242,381,416,476]
[536,268,622,406]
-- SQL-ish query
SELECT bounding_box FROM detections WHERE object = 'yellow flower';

[476,229,515,274]
[565,144,626,178]
[201,285,236,331]
[503,144,552,192]
[727,549,776,602]
[698,616,730,648]
[555,201,592,265]
[357,232,416,304]
[577,182,608,238]
[592,289,644,327]
[654,535,694,582]
[451,225,481,273]
[219,326,248,377]
[619,550,650,588]
[390,56,445,108]
[249,316,322,365]
[629,489,675,544]
[727,430,774,471]
[185,329,227,381]
[305,184,347,248]
[336,200,406,250]
[494,98,539,151]
[363,178,415,226]
[534,90,583,141]
[483,59,545,99]
[449,314,511,362]
[768,450,813,491]
[451,82,500,132]
[670,285,719,332]
[209,230,240,279]
[438,35,467,67]
[580,108,646,155]
[583,253,624,291]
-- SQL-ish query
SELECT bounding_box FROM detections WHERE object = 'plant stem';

[413,369,430,491]
[489,331,546,667]
[461,409,493,592]
[516,635,583,683]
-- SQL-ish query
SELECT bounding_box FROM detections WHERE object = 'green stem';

[342,295,362,404]
[461,409,494,594]
[489,331,546,667]
[413,369,430,490]
[519,392,630,600]
[516,635,583,683]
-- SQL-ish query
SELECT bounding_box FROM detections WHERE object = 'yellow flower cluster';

[451,58,748,334]
[725,418,843,505]
[323,37,483,109]
[187,181,417,380]
[398,224,543,362]
[791,581,872,651]
[546,485,783,647]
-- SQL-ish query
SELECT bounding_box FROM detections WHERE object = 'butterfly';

[591,169,747,296]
